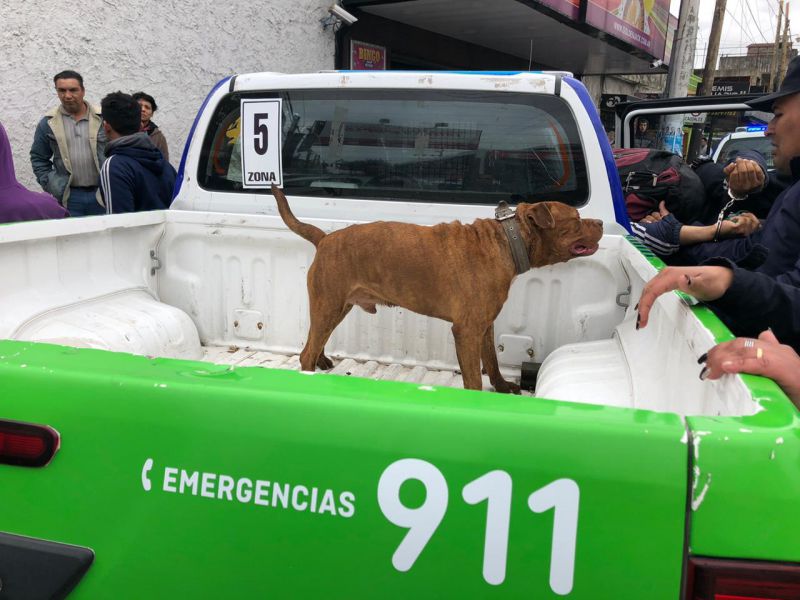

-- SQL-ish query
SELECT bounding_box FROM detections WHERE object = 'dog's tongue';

[571,243,598,256]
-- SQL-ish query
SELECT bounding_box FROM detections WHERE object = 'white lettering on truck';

[142,458,355,518]
[378,458,579,593]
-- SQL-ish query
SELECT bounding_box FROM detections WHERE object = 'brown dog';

[271,185,603,393]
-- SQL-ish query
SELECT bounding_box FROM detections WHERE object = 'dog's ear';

[527,203,555,229]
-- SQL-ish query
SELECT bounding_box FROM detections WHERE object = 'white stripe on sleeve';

[100,156,114,214]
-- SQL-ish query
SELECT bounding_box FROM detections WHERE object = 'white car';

[712,128,773,168]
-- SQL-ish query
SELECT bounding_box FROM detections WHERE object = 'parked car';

[712,128,773,169]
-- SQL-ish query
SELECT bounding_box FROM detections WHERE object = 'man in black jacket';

[99,92,176,214]
[637,56,800,354]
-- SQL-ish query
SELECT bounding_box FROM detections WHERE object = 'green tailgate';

[686,307,800,562]
[629,239,800,564]
[0,341,687,599]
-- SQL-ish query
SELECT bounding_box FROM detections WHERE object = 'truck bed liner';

[201,345,492,390]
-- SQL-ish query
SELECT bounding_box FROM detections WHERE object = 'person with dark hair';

[30,70,106,216]
[132,92,169,162]
[1,121,68,223]
[634,118,654,148]
[99,91,176,214]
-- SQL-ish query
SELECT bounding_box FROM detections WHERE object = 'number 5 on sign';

[240,98,283,188]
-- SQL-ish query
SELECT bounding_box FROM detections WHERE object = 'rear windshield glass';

[716,136,774,169]
[198,89,589,206]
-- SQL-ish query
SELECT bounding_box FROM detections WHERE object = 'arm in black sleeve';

[704,258,800,351]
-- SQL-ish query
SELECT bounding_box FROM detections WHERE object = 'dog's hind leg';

[452,323,484,391]
[316,303,352,369]
[299,301,352,372]
[481,324,521,395]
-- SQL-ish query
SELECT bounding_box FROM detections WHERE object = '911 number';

[377,458,579,594]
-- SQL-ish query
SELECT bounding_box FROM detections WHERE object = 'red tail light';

[687,556,800,600]
[0,420,60,467]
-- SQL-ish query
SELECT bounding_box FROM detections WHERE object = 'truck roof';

[231,70,569,95]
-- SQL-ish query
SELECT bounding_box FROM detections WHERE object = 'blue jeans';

[67,187,104,217]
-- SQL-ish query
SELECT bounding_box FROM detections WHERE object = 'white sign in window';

[240,99,283,188]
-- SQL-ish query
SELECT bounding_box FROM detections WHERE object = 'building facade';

[2,0,335,189]
[4,0,677,191]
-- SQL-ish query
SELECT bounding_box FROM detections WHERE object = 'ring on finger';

[744,339,755,348]
[756,347,763,359]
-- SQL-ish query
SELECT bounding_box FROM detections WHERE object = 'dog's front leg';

[452,323,484,391]
[481,324,521,395]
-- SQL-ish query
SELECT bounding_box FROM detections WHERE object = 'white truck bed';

[202,345,474,388]
[0,209,757,416]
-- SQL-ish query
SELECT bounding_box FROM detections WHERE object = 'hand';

[724,158,766,197]
[638,201,669,224]
[637,266,734,329]
[699,330,800,408]
[718,211,761,238]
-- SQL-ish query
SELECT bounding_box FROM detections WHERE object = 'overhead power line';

[724,7,757,46]
[742,0,770,42]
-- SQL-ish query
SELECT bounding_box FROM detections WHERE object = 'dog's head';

[516,201,603,267]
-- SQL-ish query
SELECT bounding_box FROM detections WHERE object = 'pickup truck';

[1,71,798,600]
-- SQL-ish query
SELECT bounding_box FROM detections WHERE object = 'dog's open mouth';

[570,243,599,256]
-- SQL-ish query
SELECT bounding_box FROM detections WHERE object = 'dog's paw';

[494,380,521,395]
[316,354,334,370]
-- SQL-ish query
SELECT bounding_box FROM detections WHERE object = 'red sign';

[585,0,670,59]
[350,40,386,70]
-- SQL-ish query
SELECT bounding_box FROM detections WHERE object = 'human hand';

[724,158,766,196]
[636,266,734,329]
[638,201,669,224]
[699,330,800,408]
[718,211,761,238]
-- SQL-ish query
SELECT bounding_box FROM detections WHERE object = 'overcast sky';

[669,0,788,66]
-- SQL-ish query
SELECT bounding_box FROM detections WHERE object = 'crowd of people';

[1,70,174,223]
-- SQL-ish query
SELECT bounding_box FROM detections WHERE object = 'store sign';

[600,93,630,109]
[684,112,707,124]
[711,81,750,96]
[585,0,670,59]
[351,40,386,70]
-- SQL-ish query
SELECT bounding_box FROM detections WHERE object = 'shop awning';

[342,0,669,75]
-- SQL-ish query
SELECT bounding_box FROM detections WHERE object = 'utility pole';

[696,0,727,97]
[770,0,785,92]
[778,8,792,89]
[665,0,701,99]
[661,0,701,154]
[685,0,726,159]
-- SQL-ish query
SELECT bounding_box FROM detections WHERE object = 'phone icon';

[141,458,154,492]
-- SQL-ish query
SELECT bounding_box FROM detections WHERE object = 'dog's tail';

[271,184,326,247]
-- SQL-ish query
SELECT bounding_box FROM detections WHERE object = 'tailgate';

[0,341,688,599]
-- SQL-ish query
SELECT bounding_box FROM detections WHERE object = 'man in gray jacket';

[30,70,106,216]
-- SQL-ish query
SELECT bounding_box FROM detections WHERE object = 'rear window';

[716,135,774,169]
[198,89,589,206]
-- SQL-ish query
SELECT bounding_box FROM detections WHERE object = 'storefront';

[337,0,672,76]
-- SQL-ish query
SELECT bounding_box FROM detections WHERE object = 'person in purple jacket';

[0,121,68,224]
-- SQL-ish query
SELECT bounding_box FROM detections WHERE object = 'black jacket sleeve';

[694,150,772,223]
[704,257,800,351]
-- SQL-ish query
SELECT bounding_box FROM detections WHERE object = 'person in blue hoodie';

[99,92,176,214]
